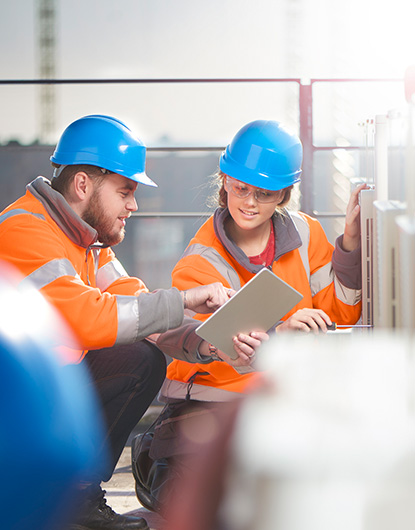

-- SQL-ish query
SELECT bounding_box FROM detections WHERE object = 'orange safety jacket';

[162,207,362,401]
[0,177,195,364]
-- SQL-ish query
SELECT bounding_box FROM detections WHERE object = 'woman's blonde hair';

[208,170,293,213]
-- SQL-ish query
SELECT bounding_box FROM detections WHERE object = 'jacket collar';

[27,177,99,249]
[213,207,302,273]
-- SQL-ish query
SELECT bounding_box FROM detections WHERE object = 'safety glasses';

[225,177,284,204]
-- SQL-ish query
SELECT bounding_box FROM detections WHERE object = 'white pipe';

[404,65,415,215]
[405,103,415,215]
[374,114,388,201]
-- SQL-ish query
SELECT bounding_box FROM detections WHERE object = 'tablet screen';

[196,268,303,359]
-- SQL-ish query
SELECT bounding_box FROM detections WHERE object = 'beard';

[82,187,125,247]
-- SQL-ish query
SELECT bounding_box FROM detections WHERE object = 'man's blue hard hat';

[220,120,303,191]
[50,114,157,186]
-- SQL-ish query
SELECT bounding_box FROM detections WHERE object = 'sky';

[1,0,415,145]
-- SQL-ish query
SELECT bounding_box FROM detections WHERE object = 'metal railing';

[0,75,404,218]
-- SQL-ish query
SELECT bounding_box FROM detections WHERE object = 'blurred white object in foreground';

[222,332,415,530]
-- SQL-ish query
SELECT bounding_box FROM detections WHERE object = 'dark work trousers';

[82,339,167,483]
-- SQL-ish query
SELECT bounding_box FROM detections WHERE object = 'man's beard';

[82,187,125,247]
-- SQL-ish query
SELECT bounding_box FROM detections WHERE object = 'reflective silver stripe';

[310,262,361,305]
[20,258,79,291]
[0,209,45,224]
[92,248,101,280]
[291,212,360,305]
[334,277,362,305]
[290,211,310,280]
[159,378,241,402]
[96,259,128,292]
[115,295,139,344]
[181,243,241,290]
[310,261,334,297]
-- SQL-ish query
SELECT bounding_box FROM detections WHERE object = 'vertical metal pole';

[299,81,313,215]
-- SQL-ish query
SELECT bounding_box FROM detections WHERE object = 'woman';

[133,119,365,512]
[162,119,365,402]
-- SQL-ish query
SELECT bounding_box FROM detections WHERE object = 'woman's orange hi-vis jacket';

[0,177,206,364]
[161,207,362,401]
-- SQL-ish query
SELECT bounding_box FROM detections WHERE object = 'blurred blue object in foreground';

[0,260,106,530]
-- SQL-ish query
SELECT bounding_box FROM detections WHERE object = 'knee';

[148,343,167,383]
[138,341,167,389]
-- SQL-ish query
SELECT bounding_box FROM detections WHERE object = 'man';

[0,115,263,530]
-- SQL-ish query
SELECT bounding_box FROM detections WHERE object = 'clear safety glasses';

[225,177,284,204]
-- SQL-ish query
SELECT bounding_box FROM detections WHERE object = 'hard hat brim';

[128,171,158,187]
[220,152,301,191]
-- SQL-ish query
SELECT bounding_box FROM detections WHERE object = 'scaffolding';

[37,0,56,142]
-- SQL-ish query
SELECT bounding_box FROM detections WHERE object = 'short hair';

[51,164,110,196]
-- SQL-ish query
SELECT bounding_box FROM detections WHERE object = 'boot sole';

[69,525,149,530]
[67,526,89,530]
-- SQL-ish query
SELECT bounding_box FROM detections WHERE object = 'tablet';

[195,268,303,359]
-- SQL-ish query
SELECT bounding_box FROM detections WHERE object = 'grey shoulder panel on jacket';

[181,243,242,290]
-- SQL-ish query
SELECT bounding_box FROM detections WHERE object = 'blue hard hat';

[51,114,157,187]
[219,120,303,191]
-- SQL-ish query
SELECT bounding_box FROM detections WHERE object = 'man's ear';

[72,171,93,201]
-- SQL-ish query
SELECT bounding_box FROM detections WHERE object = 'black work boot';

[69,486,149,530]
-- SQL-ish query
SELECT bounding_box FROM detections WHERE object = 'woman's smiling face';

[224,177,284,232]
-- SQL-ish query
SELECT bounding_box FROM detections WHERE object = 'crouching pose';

[133,119,365,515]
[0,115,264,530]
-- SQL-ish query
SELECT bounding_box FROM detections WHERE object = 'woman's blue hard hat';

[220,120,303,191]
